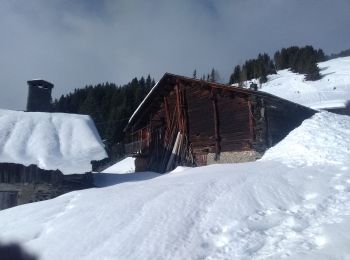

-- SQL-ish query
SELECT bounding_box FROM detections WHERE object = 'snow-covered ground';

[0,110,107,174]
[257,56,350,110]
[101,157,136,174]
[0,112,349,260]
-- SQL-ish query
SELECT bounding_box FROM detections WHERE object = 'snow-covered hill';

[259,56,350,110]
[0,111,349,260]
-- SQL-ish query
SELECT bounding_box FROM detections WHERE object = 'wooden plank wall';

[0,163,93,186]
[216,94,251,152]
[0,163,59,184]
[185,84,253,163]
[146,87,186,172]
[186,85,215,153]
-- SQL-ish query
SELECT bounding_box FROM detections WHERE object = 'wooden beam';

[163,97,171,131]
[248,98,254,145]
[211,91,221,160]
[175,84,183,132]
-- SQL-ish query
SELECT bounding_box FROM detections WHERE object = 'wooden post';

[175,84,183,132]
[163,97,171,131]
[211,90,221,161]
[248,98,254,144]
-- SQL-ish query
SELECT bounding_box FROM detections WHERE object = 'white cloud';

[0,0,349,110]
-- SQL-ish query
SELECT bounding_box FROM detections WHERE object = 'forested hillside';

[52,75,155,160]
[229,45,326,85]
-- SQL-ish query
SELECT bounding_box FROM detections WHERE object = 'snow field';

[259,56,350,110]
[0,161,349,259]
[0,101,350,258]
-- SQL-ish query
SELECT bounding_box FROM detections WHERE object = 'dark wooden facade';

[0,163,93,210]
[125,73,316,172]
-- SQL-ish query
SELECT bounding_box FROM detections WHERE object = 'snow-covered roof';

[0,109,107,174]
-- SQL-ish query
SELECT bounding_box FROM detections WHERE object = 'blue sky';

[0,0,349,110]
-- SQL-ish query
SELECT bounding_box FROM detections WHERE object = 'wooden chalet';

[125,73,316,172]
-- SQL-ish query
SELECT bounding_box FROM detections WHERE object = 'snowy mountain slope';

[259,56,350,110]
[0,112,349,259]
[0,110,107,174]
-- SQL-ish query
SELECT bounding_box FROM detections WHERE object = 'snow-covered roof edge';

[128,80,160,124]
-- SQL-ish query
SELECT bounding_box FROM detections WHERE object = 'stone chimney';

[26,79,54,112]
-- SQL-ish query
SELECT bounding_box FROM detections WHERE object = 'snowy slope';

[259,56,350,109]
[0,112,349,259]
[262,112,350,167]
[101,157,135,174]
[0,109,107,174]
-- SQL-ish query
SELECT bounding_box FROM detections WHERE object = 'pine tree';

[145,75,152,90]
[193,69,197,79]
[210,69,215,82]
[239,66,248,86]
[305,58,321,81]
[273,45,324,81]
[229,65,241,84]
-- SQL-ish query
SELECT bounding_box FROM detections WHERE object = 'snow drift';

[0,109,107,174]
[0,113,349,259]
[101,157,136,174]
[262,112,350,166]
